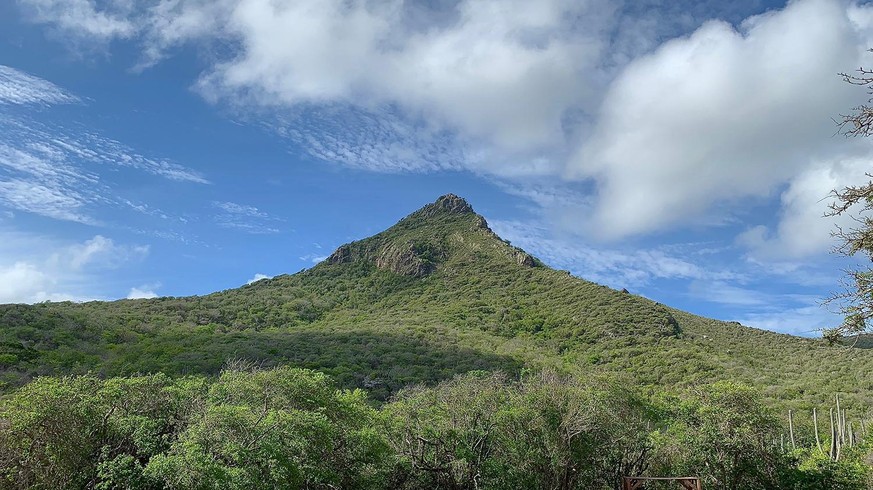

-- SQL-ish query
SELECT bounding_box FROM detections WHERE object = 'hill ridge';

[1,194,873,410]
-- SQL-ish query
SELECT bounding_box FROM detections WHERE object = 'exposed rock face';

[325,194,516,277]
[327,240,445,277]
[413,194,475,219]
[514,251,537,267]
[376,243,439,277]
[327,245,354,264]
[433,194,474,214]
[473,214,490,231]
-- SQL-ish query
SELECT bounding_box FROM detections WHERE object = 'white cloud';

[190,0,609,166]
[127,285,159,299]
[0,65,79,105]
[0,179,94,223]
[0,262,52,304]
[737,156,872,259]
[15,0,873,262]
[688,280,768,307]
[489,218,740,288]
[17,0,618,177]
[246,273,271,284]
[63,235,149,269]
[214,201,267,218]
[0,69,208,224]
[298,253,327,264]
[19,0,136,41]
[740,304,840,336]
[570,0,872,239]
[0,230,149,303]
[213,200,280,233]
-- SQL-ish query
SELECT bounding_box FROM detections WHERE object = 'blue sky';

[1,0,872,335]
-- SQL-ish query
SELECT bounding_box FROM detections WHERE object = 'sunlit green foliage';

[1,368,870,489]
[2,196,872,412]
[2,195,873,488]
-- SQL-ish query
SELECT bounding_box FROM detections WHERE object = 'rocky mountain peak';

[432,194,473,214]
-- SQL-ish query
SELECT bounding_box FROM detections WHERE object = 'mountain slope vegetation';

[3,194,873,489]
[0,194,871,412]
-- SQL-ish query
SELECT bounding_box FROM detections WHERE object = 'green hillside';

[3,194,873,489]
[1,194,871,411]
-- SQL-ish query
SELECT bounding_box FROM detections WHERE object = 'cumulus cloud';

[0,231,150,303]
[17,0,617,177]
[246,273,271,284]
[127,285,159,299]
[193,0,609,164]
[571,0,871,239]
[16,0,873,260]
[19,0,136,41]
[64,235,150,269]
[738,155,873,259]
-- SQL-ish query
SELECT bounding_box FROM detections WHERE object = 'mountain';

[1,194,871,409]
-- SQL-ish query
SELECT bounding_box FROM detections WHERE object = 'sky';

[1,0,872,336]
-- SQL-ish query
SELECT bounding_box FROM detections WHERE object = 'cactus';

[790,394,863,461]
[831,410,837,460]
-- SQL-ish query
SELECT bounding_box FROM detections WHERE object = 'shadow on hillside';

[102,328,523,401]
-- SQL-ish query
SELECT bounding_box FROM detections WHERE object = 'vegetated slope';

[0,194,870,410]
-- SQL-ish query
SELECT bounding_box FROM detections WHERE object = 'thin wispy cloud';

[489,219,742,289]
[0,179,95,224]
[271,105,466,173]
[213,201,280,234]
[298,253,327,264]
[0,67,207,226]
[18,0,136,42]
[0,65,79,105]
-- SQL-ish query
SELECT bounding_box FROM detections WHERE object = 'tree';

[144,366,391,490]
[824,176,873,340]
[824,64,873,340]
[650,382,785,490]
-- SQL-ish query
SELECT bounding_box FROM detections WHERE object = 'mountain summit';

[1,194,873,408]
[326,194,526,277]
[413,193,476,217]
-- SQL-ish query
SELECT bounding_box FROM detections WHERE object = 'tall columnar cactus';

[829,407,841,461]
[788,394,865,461]
[813,407,824,455]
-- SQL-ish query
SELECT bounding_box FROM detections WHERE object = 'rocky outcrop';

[375,243,438,277]
[327,240,446,277]
[429,194,474,215]
[514,250,537,267]
[408,194,476,220]
[326,245,354,264]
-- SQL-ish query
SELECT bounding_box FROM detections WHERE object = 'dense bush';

[1,368,869,489]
